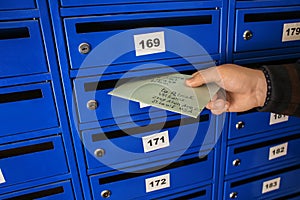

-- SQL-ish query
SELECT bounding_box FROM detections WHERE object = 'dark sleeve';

[258,62,300,117]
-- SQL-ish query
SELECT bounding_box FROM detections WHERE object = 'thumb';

[185,67,220,87]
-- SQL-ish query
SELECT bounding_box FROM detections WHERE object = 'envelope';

[108,73,219,118]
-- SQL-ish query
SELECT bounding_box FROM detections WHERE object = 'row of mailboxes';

[224,1,300,199]
[53,0,300,199]
[49,1,225,199]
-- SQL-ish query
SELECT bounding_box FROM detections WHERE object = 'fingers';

[206,89,230,115]
[185,67,221,88]
[206,99,230,115]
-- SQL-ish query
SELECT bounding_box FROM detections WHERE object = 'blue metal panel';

[60,0,219,7]
[228,111,300,139]
[0,82,58,137]
[83,112,215,171]
[37,0,85,198]
[235,0,300,9]
[89,151,214,200]
[0,135,68,188]
[0,20,48,78]
[0,0,36,11]
[234,6,300,53]
[60,1,222,17]
[226,131,300,176]
[64,9,219,69]
[224,164,300,200]
[0,181,74,199]
[151,183,212,199]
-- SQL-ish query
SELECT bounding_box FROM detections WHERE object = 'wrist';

[255,69,268,107]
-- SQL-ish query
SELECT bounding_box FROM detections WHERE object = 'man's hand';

[185,64,267,115]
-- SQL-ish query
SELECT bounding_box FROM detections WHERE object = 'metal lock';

[230,192,238,199]
[94,148,105,157]
[243,30,253,40]
[235,121,245,130]
[87,100,98,110]
[78,42,91,54]
[101,190,111,198]
[232,159,241,166]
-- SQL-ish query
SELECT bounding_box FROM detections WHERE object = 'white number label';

[0,169,5,184]
[282,22,300,42]
[269,142,288,160]
[145,173,170,193]
[134,31,166,56]
[262,177,281,194]
[269,113,289,125]
[142,131,170,153]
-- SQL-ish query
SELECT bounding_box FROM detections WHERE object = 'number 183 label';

[262,177,281,194]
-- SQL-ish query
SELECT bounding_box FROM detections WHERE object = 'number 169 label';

[134,31,166,56]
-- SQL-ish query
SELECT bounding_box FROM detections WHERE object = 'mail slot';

[83,111,214,170]
[64,9,219,69]
[0,135,68,188]
[73,64,207,123]
[0,181,74,199]
[0,82,58,137]
[226,131,300,175]
[228,111,300,139]
[151,184,212,200]
[0,0,36,11]
[234,6,300,52]
[224,164,300,199]
[90,151,214,200]
[0,20,48,78]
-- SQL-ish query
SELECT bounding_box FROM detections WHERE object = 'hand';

[185,64,267,115]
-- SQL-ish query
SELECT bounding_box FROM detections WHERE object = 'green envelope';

[108,73,220,118]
